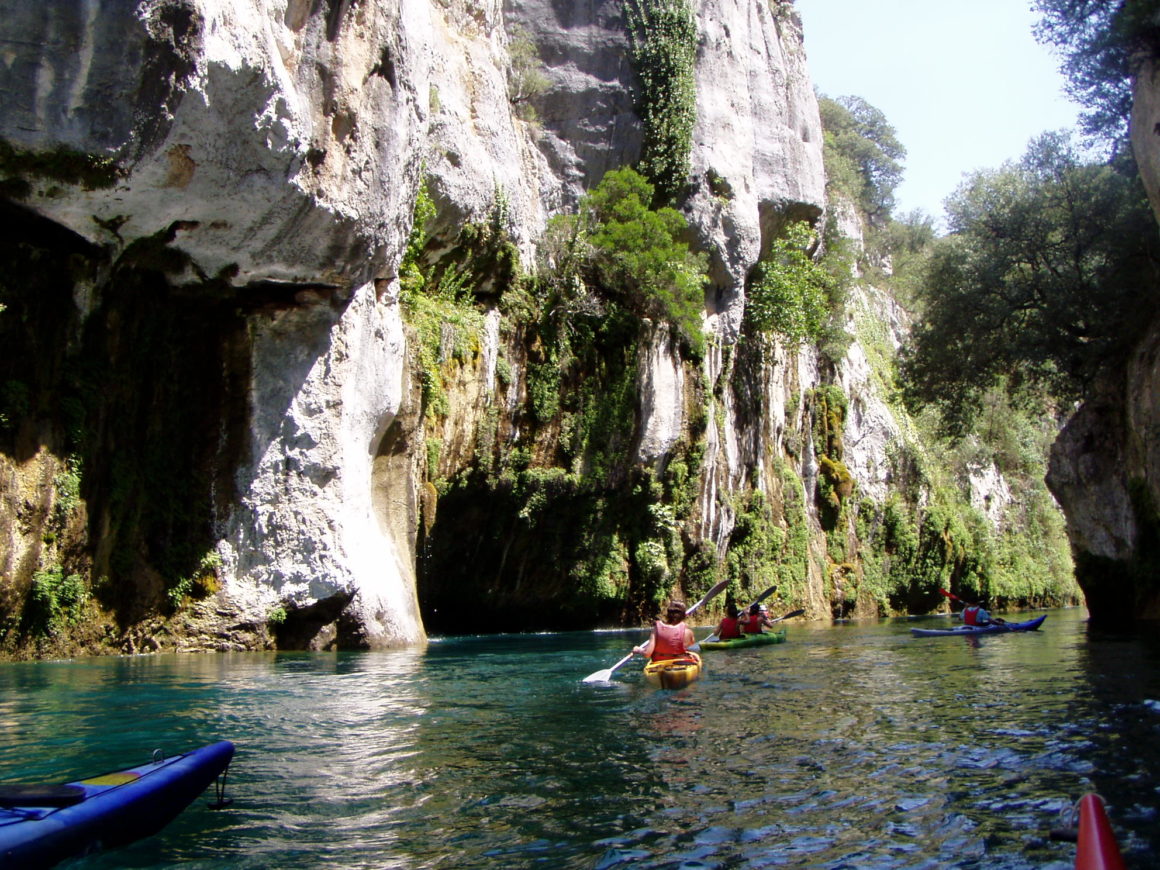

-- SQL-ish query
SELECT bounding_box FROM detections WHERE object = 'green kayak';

[700,629,787,650]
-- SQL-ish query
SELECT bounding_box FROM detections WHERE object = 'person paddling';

[713,603,744,640]
[633,600,696,662]
[741,603,775,634]
[963,601,1005,627]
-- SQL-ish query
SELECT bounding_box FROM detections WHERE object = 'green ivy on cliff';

[401,176,512,422]
[726,490,783,597]
[416,167,717,631]
[623,0,698,203]
[21,566,88,638]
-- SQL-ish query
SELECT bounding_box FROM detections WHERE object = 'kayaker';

[963,601,1006,626]
[714,603,744,640]
[633,600,695,662]
[742,603,775,634]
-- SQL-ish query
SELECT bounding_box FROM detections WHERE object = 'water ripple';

[0,611,1156,867]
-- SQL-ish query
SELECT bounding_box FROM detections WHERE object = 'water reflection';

[0,609,1155,867]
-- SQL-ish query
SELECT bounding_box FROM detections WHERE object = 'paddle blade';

[582,651,634,684]
[744,585,778,611]
[771,608,805,622]
[687,578,730,616]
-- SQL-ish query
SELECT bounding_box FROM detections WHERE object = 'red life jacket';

[718,616,743,640]
[963,605,982,626]
[652,620,688,659]
[742,613,765,634]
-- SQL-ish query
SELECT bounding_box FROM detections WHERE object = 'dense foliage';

[818,95,906,226]
[557,167,707,354]
[745,221,835,343]
[900,132,1160,437]
[623,0,698,202]
[1034,0,1160,145]
[409,167,718,629]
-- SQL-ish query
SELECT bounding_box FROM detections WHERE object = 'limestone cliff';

[0,0,1074,655]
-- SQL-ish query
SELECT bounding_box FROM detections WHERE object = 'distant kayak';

[643,653,702,689]
[700,629,787,650]
[910,615,1047,637]
[0,740,234,867]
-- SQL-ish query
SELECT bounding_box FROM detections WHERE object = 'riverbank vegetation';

[815,91,1081,615]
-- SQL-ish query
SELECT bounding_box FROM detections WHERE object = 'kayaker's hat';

[759,604,768,613]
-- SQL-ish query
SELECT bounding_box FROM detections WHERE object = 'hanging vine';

[623,0,698,204]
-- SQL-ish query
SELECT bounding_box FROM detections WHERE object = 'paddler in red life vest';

[633,600,695,662]
[714,603,744,640]
[742,603,775,634]
[963,601,1005,626]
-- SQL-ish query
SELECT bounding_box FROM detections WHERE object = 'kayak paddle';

[582,578,729,683]
[769,608,805,623]
[695,584,778,647]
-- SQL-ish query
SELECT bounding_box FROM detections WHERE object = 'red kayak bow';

[1075,794,1125,870]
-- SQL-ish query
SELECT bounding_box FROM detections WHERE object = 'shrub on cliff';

[745,221,836,344]
[566,167,707,355]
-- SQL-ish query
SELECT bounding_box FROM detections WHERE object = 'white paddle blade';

[582,651,634,683]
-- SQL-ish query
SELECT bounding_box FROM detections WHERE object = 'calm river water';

[1,607,1158,869]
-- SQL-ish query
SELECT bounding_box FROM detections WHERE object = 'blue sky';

[796,0,1084,225]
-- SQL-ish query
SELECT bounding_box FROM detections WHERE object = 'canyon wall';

[0,0,1073,654]
[1044,54,1160,623]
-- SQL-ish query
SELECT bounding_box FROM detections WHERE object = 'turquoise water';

[1,607,1158,868]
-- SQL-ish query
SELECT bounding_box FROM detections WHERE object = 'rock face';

[1,0,1064,652]
[1047,319,1160,621]
[0,0,424,285]
[0,0,829,648]
[1044,55,1160,622]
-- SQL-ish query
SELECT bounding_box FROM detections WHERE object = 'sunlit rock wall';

[0,0,434,646]
[1,0,839,644]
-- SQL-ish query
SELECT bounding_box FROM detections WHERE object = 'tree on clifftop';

[818,95,906,226]
[1035,0,1160,145]
[900,132,1160,438]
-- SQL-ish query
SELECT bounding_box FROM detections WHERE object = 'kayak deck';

[643,652,702,689]
[0,740,234,867]
[910,615,1047,637]
[700,629,787,650]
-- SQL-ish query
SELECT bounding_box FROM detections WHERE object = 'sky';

[796,0,1084,226]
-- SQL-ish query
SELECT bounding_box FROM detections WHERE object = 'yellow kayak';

[642,652,702,689]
